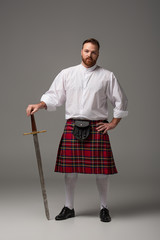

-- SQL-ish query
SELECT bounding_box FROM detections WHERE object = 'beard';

[81,56,97,68]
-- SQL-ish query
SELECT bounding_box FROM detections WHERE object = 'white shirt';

[41,64,128,120]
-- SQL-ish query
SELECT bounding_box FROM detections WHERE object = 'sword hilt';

[31,114,37,132]
[23,115,46,136]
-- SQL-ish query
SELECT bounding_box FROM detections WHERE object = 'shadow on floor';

[75,199,160,218]
[76,208,99,217]
[112,198,160,218]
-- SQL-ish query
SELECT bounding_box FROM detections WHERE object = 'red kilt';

[54,119,118,175]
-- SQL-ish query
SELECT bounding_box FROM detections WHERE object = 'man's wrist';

[110,118,121,127]
[39,101,47,109]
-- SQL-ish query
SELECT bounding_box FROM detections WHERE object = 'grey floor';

[1,175,160,240]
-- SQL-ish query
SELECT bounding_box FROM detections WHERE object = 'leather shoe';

[55,206,75,220]
[100,207,111,222]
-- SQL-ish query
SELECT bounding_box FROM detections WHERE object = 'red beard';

[81,56,96,67]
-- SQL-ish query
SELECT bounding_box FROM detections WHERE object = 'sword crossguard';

[23,130,47,135]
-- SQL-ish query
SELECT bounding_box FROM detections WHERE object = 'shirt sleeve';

[40,70,66,111]
[107,72,128,118]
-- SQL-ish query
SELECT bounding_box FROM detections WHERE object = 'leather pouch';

[73,120,90,141]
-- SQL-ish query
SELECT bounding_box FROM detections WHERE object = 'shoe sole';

[100,218,111,222]
[55,214,75,221]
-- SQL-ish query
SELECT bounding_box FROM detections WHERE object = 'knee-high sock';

[64,173,78,209]
[96,174,109,209]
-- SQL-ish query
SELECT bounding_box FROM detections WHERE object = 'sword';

[24,115,50,220]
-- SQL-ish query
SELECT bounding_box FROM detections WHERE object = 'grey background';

[0,0,160,239]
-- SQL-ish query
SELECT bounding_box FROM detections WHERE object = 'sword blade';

[31,115,50,220]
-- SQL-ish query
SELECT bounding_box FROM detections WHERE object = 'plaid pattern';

[54,119,118,174]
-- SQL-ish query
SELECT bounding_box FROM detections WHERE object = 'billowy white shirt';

[41,64,128,120]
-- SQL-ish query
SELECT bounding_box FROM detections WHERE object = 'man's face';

[81,43,99,68]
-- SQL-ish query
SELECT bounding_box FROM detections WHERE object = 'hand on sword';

[26,102,47,116]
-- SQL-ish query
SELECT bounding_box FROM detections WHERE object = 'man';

[26,38,128,222]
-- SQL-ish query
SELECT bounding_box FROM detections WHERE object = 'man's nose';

[87,52,92,57]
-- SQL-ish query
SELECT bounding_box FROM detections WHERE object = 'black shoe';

[55,206,75,221]
[100,207,111,222]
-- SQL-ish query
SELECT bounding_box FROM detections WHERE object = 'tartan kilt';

[54,119,118,175]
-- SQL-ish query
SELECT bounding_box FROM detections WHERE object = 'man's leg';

[64,173,78,209]
[96,174,111,222]
[96,174,109,209]
[55,173,78,220]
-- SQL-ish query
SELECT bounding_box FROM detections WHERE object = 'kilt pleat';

[54,119,118,174]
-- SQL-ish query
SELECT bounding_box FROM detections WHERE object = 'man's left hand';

[96,118,121,134]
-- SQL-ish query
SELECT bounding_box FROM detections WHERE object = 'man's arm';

[26,101,47,116]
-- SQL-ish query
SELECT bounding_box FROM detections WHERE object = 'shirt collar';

[80,63,97,72]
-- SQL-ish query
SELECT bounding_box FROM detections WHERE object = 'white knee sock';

[64,173,78,210]
[96,174,109,209]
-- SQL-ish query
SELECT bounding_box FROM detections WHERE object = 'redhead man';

[26,38,128,222]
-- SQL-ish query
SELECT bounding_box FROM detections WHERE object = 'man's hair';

[82,38,100,50]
